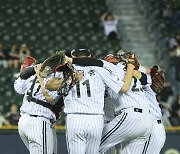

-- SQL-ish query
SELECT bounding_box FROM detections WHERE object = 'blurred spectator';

[169,34,178,49]
[157,81,174,126]
[169,33,180,49]
[101,12,121,41]
[0,43,8,68]
[170,0,180,29]
[19,43,31,63]
[162,3,172,19]
[0,111,10,127]
[170,45,180,81]
[8,43,20,68]
[5,104,20,125]
[170,94,180,125]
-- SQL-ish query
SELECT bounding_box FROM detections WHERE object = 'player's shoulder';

[102,60,117,70]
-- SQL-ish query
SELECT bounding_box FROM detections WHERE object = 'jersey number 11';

[76,79,91,98]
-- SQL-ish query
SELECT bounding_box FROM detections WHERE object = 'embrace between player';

[14,45,166,154]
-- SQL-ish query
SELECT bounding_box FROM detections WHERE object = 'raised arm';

[45,77,63,91]
[119,54,140,93]
[120,63,135,93]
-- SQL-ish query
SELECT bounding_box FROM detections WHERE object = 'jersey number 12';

[76,79,91,98]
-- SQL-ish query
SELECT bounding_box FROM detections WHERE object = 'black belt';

[30,114,38,117]
[157,120,162,124]
[29,114,55,124]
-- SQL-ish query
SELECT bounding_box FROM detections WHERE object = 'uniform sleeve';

[139,65,146,73]
[146,74,152,85]
[14,77,27,95]
[94,67,124,94]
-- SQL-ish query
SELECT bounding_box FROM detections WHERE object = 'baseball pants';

[18,114,56,154]
[103,122,116,154]
[142,120,166,154]
[99,108,153,154]
[66,114,104,154]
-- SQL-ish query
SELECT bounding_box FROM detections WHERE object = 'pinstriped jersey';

[139,66,162,120]
[64,64,123,115]
[104,62,151,114]
[14,71,62,120]
[104,88,116,123]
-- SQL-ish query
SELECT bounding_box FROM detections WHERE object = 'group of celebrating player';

[14,44,166,154]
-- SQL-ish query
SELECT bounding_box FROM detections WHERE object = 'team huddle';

[14,44,166,154]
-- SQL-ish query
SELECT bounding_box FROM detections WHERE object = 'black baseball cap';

[71,44,91,55]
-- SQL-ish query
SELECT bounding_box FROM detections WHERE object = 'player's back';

[106,63,151,114]
[139,66,162,120]
[143,74,162,120]
[64,65,106,115]
[14,73,59,120]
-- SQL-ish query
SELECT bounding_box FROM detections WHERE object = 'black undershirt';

[73,57,148,85]
[72,58,103,67]
[139,73,148,85]
[20,67,35,79]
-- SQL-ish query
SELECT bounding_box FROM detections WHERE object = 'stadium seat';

[0,0,111,107]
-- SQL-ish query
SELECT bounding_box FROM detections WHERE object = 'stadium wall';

[0,131,180,154]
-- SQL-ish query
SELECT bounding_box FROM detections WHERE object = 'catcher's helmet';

[71,44,91,57]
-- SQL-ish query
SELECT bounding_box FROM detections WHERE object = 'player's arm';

[14,78,27,95]
[20,67,36,79]
[119,53,139,93]
[45,71,84,91]
[119,63,135,93]
[45,77,63,91]
[133,70,148,85]
[95,63,135,94]
[65,56,104,67]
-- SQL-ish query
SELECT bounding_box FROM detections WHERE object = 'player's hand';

[127,54,139,70]
[34,63,42,74]
[65,55,73,64]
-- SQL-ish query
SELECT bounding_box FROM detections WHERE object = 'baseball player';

[66,53,153,154]
[103,88,116,154]
[14,58,63,154]
[59,45,136,154]
[139,66,166,154]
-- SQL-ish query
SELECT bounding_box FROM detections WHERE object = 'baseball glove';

[39,51,66,78]
[21,56,36,71]
[150,65,165,93]
[56,64,83,96]
[116,50,140,70]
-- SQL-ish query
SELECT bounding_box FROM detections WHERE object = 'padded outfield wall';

[0,128,179,154]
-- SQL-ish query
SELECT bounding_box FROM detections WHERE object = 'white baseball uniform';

[103,88,116,154]
[64,64,123,154]
[139,66,166,154]
[99,62,153,154]
[14,71,62,154]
